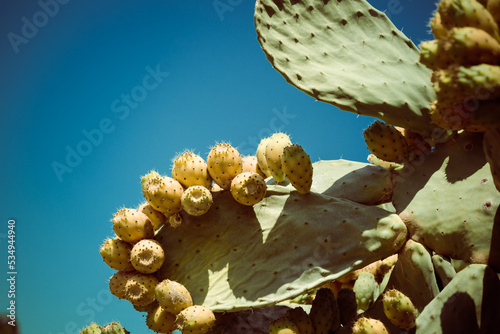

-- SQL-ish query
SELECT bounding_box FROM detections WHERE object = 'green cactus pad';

[154,184,407,312]
[393,132,500,264]
[254,0,436,134]
[284,159,394,206]
[415,264,500,333]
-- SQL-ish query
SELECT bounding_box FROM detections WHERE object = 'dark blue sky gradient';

[0,0,437,333]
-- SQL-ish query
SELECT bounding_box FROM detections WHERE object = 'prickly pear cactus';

[416,264,500,333]
[154,183,407,311]
[254,0,436,134]
[393,132,500,265]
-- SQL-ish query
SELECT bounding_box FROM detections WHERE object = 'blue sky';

[0,0,437,333]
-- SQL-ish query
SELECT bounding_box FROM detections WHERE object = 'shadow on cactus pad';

[154,182,407,312]
[393,132,500,264]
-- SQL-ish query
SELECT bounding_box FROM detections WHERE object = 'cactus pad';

[393,132,500,264]
[254,0,436,134]
[154,183,407,312]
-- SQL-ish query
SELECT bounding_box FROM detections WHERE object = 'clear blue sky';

[0,0,437,333]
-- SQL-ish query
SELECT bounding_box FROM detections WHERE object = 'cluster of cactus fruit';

[100,136,314,333]
[80,322,129,334]
[97,0,500,332]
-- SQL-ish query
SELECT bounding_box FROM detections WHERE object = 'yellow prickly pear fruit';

[146,305,176,334]
[242,155,267,178]
[143,176,184,215]
[140,170,161,197]
[438,0,500,41]
[109,271,136,299]
[230,172,267,206]
[130,239,165,274]
[175,305,216,334]
[281,144,313,194]
[99,237,134,271]
[352,317,389,334]
[269,316,301,334]
[137,202,166,230]
[419,40,444,70]
[285,307,314,334]
[172,151,212,189]
[429,10,448,39]
[206,142,243,189]
[112,208,154,244]
[265,132,292,182]
[256,137,273,178]
[155,279,193,314]
[124,273,159,306]
[443,27,500,66]
[180,185,213,216]
[382,289,419,330]
[364,121,410,164]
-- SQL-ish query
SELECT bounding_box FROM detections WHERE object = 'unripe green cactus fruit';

[206,142,243,190]
[146,305,176,334]
[100,237,134,271]
[130,239,165,274]
[353,272,380,314]
[137,202,166,230]
[265,132,292,182]
[281,144,313,194]
[230,171,267,206]
[124,273,159,307]
[143,176,184,215]
[109,270,136,299]
[112,208,154,244]
[80,323,102,334]
[382,289,419,330]
[155,279,193,315]
[172,151,212,189]
[352,317,389,334]
[174,305,216,334]
[285,307,314,334]
[269,316,301,334]
[181,185,213,216]
[363,121,410,164]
